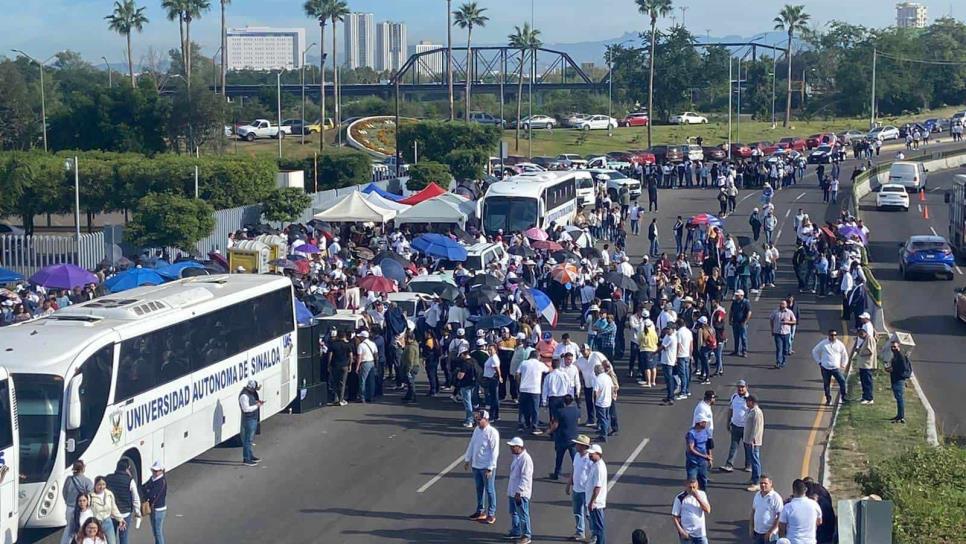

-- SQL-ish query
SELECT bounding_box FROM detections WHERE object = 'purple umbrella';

[29,264,98,290]
[837,225,867,243]
[294,243,321,254]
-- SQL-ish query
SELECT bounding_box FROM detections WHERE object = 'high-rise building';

[343,12,375,69]
[414,41,444,79]
[226,27,306,71]
[896,2,927,29]
[375,21,408,74]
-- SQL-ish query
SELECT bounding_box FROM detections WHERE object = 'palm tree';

[105,0,149,88]
[304,0,333,152]
[220,0,230,96]
[508,23,541,152]
[774,4,810,127]
[446,0,454,120]
[454,2,488,122]
[636,0,673,149]
[329,0,350,146]
[182,0,211,86]
[161,0,187,80]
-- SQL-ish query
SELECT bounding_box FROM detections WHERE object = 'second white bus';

[480,171,579,235]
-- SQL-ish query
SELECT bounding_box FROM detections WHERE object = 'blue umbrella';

[155,261,205,280]
[379,259,406,284]
[0,267,23,284]
[104,268,164,293]
[412,233,468,261]
[295,299,314,325]
[470,314,514,330]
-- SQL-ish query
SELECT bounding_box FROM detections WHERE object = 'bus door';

[0,369,19,543]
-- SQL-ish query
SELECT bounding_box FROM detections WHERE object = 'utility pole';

[736,58,741,144]
[12,50,57,152]
[870,48,877,129]
[102,57,112,88]
[277,70,284,159]
[727,55,733,160]
[301,43,317,146]
[607,54,613,137]
[771,47,777,128]
[679,6,689,27]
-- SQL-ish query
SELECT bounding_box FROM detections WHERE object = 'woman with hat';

[141,462,168,544]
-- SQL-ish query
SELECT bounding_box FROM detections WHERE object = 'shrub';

[280,149,372,191]
[407,161,451,191]
[443,149,488,181]
[126,193,216,251]
[398,121,500,164]
[262,187,312,223]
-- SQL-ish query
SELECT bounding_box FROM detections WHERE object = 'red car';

[702,146,728,161]
[806,132,837,149]
[625,149,656,165]
[778,136,807,152]
[756,141,781,154]
[728,143,753,158]
[620,113,650,127]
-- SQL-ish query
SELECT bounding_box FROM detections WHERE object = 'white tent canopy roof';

[362,191,411,212]
[313,191,397,223]
[394,198,468,227]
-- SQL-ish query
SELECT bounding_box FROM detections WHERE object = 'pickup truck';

[236,119,288,141]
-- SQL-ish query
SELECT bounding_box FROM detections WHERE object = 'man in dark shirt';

[453,352,478,428]
[327,330,353,406]
[729,291,752,357]
[888,340,912,423]
[548,394,580,480]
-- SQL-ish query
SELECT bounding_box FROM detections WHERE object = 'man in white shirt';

[592,365,614,442]
[692,390,716,437]
[566,435,593,541]
[672,478,711,543]
[505,437,534,543]
[577,345,606,425]
[560,352,581,400]
[810,330,849,405]
[585,444,608,544]
[553,333,580,362]
[543,359,572,423]
[660,325,679,405]
[721,380,750,472]
[779,479,823,544]
[464,410,500,523]
[517,355,549,434]
[750,475,783,543]
[675,319,694,400]
[355,331,379,403]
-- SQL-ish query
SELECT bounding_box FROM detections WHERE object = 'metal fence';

[0,232,107,277]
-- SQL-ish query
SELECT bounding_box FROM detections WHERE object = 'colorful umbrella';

[532,240,563,252]
[294,243,321,254]
[0,267,23,283]
[155,261,205,280]
[470,314,514,330]
[294,299,315,325]
[358,275,398,293]
[412,233,468,261]
[689,213,723,227]
[838,225,867,243]
[530,288,558,327]
[525,227,549,241]
[550,263,579,284]
[379,259,407,284]
[29,264,98,290]
[104,267,164,293]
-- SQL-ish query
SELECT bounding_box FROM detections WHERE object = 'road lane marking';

[917,204,922,213]
[739,192,756,204]
[607,437,650,492]
[801,332,849,478]
[796,192,807,201]
[417,455,465,493]
[930,187,942,193]
[930,226,939,236]
[785,209,791,218]
[957,266,964,275]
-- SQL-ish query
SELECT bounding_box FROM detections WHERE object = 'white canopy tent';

[394,198,468,228]
[362,191,411,212]
[313,191,397,223]
[434,192,477,217]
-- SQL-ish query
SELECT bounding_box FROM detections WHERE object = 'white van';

[887,161,928,191]
[574,171,596,208]
[463,242,509,275]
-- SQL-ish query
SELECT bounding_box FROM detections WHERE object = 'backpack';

[703,328,718,349]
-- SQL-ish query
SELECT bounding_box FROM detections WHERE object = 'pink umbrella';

[532,240,563,251]
[358,275,398,293]
[525,227,549,241]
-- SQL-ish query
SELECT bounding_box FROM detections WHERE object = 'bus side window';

[67,344,115,464]
[0,380,12,451]
[117,337,161,400]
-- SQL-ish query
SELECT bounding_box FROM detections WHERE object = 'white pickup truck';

[236,119,289,141]
[587,156,631,171]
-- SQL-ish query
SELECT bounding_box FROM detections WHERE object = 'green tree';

[105,0,149,88]
[774,4,810,127]
[262,187,312,223]
[317,149,372,189]
[508,23,541,152]
[0,153,66,234]
[454,2,489,122]
[303,0,339,152]
[167,82,225,152]
[636,0,673,148]
[126,192,215,250]
[161,0,188,82]
[0,61,40,150]
[407,161,451,191]
[397,120,500,163]
[443,149,487,181]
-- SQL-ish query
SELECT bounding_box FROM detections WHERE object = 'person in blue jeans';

[505,437,533,542]
[238,380,263,466]
[685,420,712,491]
[464,410,499,523]
[142,462,168,544]
[729,290,752,357]
[453,353,478,427]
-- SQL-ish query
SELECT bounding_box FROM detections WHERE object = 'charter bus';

[0,274,297,531]
[480,171,578,235]
[946,174,966,256]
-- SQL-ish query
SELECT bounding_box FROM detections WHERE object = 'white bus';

[480,171,578,235]
[0,274,297,531]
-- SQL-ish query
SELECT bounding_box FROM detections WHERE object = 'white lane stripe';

[930,226,939,236]
[918,204,922,213]
[931,187,942,193]
[739,192,755,204]
[795,192,807,201]
[957,266,964,275]
[417,455,465,493]
[607,437,650,492]
[785,209,791,218]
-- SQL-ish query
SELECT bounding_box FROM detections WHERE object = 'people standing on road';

[355,330,378,403]
[104,459,140,544]
[586,444,609,544]
[62,461,95,544]
[593,364,615,442]
[327,330,353,406]
[238,379,263,465]
[141,462,168,544]
[543,358,571,425]
[749,208,762,242]
[518,352,549,434]
[548,394,580,480]
[505,437,534,543]
[779,479,823,544]
[750,475,783,543]
[90,477,125,544]
[685,419,713,491]
[743,395,765,491]
[648,219,660,256]
[672,478,712,544]
[567,435,593,541]
[638,318,659,387]
[811,330,849,406]
[721,380,749,473]
[454,350,478,428]
[770,300,797,369]
[675,318,694,399]
[464,410,500,525]
[851,328,878,405]
[64,493,93,544]
[401,332,423,403]
[692,390,716,442]
[729,290,752,358]
[76,518,109,544]
[887,340,913,424]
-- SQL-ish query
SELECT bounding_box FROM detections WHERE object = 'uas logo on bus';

[110,410,124,445]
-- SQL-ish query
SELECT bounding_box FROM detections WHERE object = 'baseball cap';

[698,316,708,324]
[477,329,486,337]
[735,289,745,296]
[506,437,525,447]
[476,338,486,347]
[542,331,552,340]
[588,444,603,455]
[457,328,466,336]
[359,330,370,338]
[478,409,490,420]
[516,332,526,340]
[736,379,748,387]
[859,312,871,319]
[246,379,260,390]
[150,461,164,472]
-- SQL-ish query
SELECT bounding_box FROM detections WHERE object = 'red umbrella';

[688,213,723,227]
[550,263,580,284]
[525,227,549,241]
[358,275,398,293]
[532,239,563,251]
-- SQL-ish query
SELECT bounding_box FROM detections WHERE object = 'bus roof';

[485,171,577,198]
[0,274,291,375]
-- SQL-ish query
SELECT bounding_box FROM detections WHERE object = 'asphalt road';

[859,164,966,441]
[25,139,966,544]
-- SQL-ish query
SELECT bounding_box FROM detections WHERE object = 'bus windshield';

[482,197,538,234]
[13,373,63,483]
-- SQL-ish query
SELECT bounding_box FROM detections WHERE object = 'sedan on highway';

[899,235,956,280]
[668,111,709,124]
[839,129,867,146]
[702,146,727,161]
[808,145,836,164]
[619,112,650,127]
[876,184,911,211]
[779,136,807,152]
[868,125,900,141]
[954,287,966,322]
[575,115,618,130]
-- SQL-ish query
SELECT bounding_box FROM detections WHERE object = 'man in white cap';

[586,444,609,544]
[464,409,500,524]
[729,289,752,358]
[238,379,263,466]
[857,311,874,337]
[505,437,534,543]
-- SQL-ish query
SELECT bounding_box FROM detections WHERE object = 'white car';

[867,125,900,141]
[876,184,910,211]
[0,223,25,236]
[236,119,285,141]
[563,113,591,128]
[887,161,928,190]
[520,115,557,130]
[669,111,709,124]
[575,115,618,131]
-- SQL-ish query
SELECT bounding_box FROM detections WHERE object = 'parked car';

[668,111,709,124]
[649,145,684,163]
[678,144,704,161]
[899,235,955,280]
[876,183,911,211]
[954,286,966,322]
[807,145,836,164]
[0,223,25,236]
[867,125,900,141]
[899,123,927,139]
[281,119,316,135]
[887,161,928,190]
[530,156,555,169]
[553,154,587,169]
[778,136,807,152]
[760,142,782,155]
[236,119,286,141]
[509,115,557,130]
[469,111,506,127]
[748,141,772,153]
[588,169,641,199]
[619,112,650,127]
[624,150,657,166]
[702,146,727,161]
[575,115,618,131]
[839,129,867,146]
[924,118,948,133]
[563,113,591,128]
[805,132,837,149]
[729,143,753,159]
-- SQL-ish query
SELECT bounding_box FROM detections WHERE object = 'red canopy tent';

[399,183,447,205]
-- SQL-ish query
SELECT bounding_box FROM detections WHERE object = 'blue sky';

[1,0,960,63]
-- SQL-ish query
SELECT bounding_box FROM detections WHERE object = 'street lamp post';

[64,157,81,257]
[301,43,317,146]
[771,47,777,128]
[608,56,613,137]
[12,49,59,152]
[277,70,285,159]
[102,57,112,88]
[870,48,877,129]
